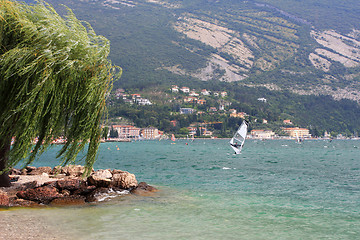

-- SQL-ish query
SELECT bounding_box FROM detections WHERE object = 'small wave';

[222,167,236,170]
[96,189,130,202]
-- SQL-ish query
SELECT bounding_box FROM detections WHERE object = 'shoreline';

[0,165,158,239]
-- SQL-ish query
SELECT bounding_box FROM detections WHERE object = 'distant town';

[97,85,355,141]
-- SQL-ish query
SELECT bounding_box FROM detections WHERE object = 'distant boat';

[295,131,303,144]
[171,134,176,144]
[230,120,248,154]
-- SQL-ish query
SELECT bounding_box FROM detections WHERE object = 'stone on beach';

[0,190,10,206]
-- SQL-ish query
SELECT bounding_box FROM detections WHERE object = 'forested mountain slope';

[42,0,360,102]
[21,0,360,135]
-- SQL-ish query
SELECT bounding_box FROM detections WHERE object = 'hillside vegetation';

[34,0,360,135]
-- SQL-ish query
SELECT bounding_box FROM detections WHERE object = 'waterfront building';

[112,125,140,139]
[250,129,275,139]
[283,127,311,138]
[141,127,160,139]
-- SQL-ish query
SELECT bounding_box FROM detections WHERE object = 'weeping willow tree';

[0,0,121,187]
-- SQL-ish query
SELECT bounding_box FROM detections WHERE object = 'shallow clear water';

[3,139,360,239]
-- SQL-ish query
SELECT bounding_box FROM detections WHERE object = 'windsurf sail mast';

[230,120,249,154]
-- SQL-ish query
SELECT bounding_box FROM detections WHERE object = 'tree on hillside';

[0,0,121,187]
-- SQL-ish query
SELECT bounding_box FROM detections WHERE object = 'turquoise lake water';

[2,139,360,239]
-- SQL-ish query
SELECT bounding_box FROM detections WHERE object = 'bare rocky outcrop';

[0,165,157,207]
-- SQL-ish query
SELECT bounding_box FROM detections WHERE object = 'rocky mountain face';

[40,0,360,101]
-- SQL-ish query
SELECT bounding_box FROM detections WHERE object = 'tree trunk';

[0,138,11,187]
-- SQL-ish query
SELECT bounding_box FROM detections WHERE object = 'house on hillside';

[220,91,227,97]
[135,98,152,105]
[201,89,210,96]
[229,109,237,114]
[230,111,247,118]
[171,85,179,93]
[187,126,197,136]
[257,97,267,103]
[180,108,196,114]
[189,91,199,97]
[114,88,125,99]
[180,87,190,93]
[184,96,198,103]
[197,99,206,105]
[283,119,293,125]
[131,94,141,99]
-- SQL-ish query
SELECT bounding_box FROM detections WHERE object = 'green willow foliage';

[0,0,121,175]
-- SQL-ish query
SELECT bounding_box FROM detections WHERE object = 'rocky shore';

[0,165,158,208]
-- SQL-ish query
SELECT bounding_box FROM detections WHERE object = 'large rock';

[55,165,87,177]
[87,169,113,188]
[16,186,61,204]
[73,185,97,196]
[111,171,138,189]
[56,179,84,191]
[50,195,86,206]
[10,198,40,207]
[85,187,110,202]
[93,169,112,179]
[27,167,52,175]
[87,175,111,188]
[0,190,9,207]
[9,168,21,175]
[16,181,38,191]
[130,182,158,196]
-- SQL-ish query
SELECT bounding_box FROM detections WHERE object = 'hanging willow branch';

[0,0,121,175]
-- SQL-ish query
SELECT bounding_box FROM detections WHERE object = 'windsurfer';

[230,142,240,148]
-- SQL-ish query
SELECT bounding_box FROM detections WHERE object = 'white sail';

[230,120,248,154]
[296,131,300,143]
